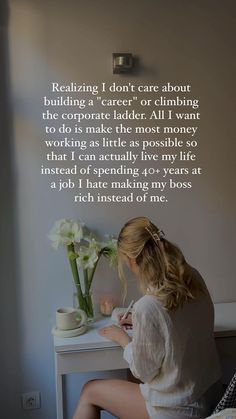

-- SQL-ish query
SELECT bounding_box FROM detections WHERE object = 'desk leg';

[56,374,64,419]
[55,353,64,419]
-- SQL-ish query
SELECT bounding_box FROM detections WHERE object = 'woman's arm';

[123,297,165,383]
[98,325,131,348]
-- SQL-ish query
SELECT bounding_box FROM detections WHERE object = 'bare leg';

[73,378,150,419]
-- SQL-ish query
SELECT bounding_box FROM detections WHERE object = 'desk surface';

[54,302,236,353]
[54,317,119,353]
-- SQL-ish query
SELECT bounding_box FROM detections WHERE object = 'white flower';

[101,236,118,267]
[101,236,117,251]
[84,234,102,253]
[48,219,83,249]
[77,246,98,270]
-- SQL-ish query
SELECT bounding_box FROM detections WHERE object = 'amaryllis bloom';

[101,237,118,267]
[77,246,98,270]
[84,234,103,253]
[48,219,83,249]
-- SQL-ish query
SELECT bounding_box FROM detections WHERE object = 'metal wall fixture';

[112,53,133,74]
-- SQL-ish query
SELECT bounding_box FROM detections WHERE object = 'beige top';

[123,268,221,408]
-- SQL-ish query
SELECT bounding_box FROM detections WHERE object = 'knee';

[80,379,100,404]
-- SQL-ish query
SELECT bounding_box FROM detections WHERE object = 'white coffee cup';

[56,307,87,330]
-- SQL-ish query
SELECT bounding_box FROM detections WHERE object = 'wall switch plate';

[22,392,41,410]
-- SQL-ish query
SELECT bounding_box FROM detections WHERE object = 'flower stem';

[67,244,85,309]
[67,244,96,318]
[88,252,102,289]
[84,269,89,294]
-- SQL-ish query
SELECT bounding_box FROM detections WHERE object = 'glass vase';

[73,291,94,321]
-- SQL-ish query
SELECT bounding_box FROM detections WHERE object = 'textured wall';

[6,1,236,418]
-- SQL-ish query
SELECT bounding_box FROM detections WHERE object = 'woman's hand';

[98,325,131,348]
[117,312,133,329]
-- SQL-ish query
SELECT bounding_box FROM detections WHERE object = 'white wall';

[0,1,22,418]
[4,0,236,418]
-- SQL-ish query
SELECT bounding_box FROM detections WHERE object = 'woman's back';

[127,267,221,407]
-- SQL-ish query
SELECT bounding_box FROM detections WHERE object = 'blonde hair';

[118,216,206,311]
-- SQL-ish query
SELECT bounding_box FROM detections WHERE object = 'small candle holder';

[100,296,114,316]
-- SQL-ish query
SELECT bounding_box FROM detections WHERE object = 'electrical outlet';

[22,392,41,410]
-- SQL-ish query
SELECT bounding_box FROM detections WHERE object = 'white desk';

[54,317,128,419]
[53,302,236,419]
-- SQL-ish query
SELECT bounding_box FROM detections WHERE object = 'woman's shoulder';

[133,295,169,333]
[185,264,210,294]
[135,293,159,305]
[134,294,165,314]
[185,263,206,283]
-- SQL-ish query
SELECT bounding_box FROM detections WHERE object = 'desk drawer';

[56,347,128,375]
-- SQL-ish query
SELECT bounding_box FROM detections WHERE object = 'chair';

[206,373,236,418]
[213,372,236,414]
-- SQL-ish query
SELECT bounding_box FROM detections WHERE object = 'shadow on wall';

[0,1,22,417]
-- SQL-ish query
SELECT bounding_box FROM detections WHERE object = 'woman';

[73,217,223,419]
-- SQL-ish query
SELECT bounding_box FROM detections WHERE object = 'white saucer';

[52,324,88,338]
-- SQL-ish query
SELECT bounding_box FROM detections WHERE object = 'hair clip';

[145,226,165,244]
[157,229,165,239]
